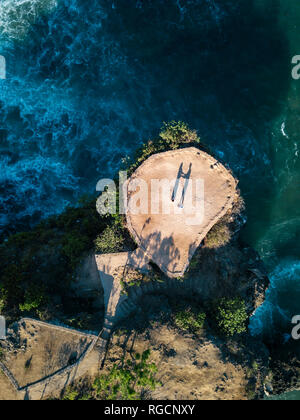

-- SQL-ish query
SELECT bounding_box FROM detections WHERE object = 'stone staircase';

[96,249,204,360]
[112,276,201,324]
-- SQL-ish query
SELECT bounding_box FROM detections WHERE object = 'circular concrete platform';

[125,147,237,278]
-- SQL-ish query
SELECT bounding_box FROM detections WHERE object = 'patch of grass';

[61,233,90,271]
[246,381,257,400]
[252,361,259,372]
[119,269,145,295]
[204,194,245,250]
[66,313,94,331]
[93,350,160,400]
[57,351,160,401]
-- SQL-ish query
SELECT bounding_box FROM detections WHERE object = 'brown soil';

[103,322,268,400]
[0,320,95,391]
[0,372,20,400]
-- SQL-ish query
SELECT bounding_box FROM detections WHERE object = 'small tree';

[215,298,248,337]
[159,121,200,149]
[19,287,46,313]
[94,225,124,254]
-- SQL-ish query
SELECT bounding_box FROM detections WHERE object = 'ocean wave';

[0,155,80,231]
[0,0,291,237]
[0,0,58,44]
[249,260,300,339]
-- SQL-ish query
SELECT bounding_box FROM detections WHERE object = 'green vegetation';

[119,267,164,296]
[205,221,232,249]
[94,224,125,254]
[0,291,6,313]
[63,389,82,401]
[252,361,259,372]
[245,381,257,400]
[159,121,200,149]
[0,197,107,319]
[59,351,159,401]
[0,121,205,321]
[93,350,160,400]
[214,298,248,337]
[120,269,144,295]
[174,309,206,332]
[0,194,134,322]
[0,121,241,329]
[125,121,202,175]
[66,313,94,330]
[19,287,47,313]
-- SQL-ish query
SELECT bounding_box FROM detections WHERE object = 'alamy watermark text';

[96,170,205,226]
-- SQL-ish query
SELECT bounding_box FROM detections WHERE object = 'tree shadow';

[140,230,181,277]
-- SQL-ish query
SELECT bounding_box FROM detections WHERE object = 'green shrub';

[0,196,107,319]
[0,288,7,314]
[175,310,206,332]
[215,298,248,337]
[94,225,125,254]
[62,232,90,270]
[19,287,46,313]
[205,221,232,249]
[93,350,160,400]
[125,121,201,175]
[159,121,200,149]
[119,268,152,295]
[63,388,80,401]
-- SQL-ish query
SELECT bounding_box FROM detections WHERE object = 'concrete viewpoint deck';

[126,147,237,278]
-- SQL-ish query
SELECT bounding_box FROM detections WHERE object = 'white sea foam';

[249,260,300,337]
[0,0,58,43]
[281,122,289,139]
[0,154,81,230]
